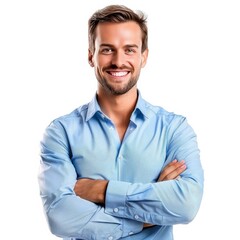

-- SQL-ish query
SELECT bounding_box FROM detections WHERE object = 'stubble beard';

[101,78,137,95]
[97,72,140,95]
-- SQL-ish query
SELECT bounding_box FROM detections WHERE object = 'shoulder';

[144,102,197,146]
[144,100,186,125]
[47,103,89,129]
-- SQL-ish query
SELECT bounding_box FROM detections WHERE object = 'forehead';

[95,21,142,46]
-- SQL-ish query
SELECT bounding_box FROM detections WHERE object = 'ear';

[141,48,149,68]
[88,49,94,67]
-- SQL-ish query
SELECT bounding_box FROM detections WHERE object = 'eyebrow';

[99,44,139,49]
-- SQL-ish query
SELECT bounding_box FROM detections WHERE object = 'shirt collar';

[86,90,150,122]
[134,91,150,119]
[86,93,101,121]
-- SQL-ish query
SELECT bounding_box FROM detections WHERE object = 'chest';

[70,119,168,183]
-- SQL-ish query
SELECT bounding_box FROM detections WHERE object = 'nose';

[111,51,125,68]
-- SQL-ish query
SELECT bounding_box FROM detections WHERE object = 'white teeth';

[110,71,128,77]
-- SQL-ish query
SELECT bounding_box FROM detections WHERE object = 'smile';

[107,71,129,77]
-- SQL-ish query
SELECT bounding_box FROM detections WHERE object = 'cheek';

[131,58,144,69]
[95,55,111,67]
[131,53,144,65]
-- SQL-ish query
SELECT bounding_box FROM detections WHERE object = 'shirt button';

[108,236,113,240]
[113,208,119,213]
[128,231,134,235]
[134,214,140,220]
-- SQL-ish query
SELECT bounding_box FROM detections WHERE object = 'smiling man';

[38,5,204,240]
[91,21,147,96]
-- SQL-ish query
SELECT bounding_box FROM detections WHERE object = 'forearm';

[105,177,203,225]
[74,160,188,227]
[39,166,143,239]
[73,178,202,227]
[39,122,143,239]
[44,194,143,239]
[104,144,203,226]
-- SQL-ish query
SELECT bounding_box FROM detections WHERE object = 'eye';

[125,48,136,55]
[101,48,113,55]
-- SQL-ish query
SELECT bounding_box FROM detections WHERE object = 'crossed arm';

[39,117,203,238]
[74,159,186,227]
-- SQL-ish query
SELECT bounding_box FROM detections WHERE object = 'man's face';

[89,21,148,95]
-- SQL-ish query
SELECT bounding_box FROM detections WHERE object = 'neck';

[97,88,138,141]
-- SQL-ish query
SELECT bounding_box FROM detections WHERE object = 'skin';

[74,160,187,204]
[74,160,186,228]
[88,21,148,140]
[74,21,187,227]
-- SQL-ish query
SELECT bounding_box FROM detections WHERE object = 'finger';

[158,160,183,180]
[161,163,186,181]
[158,160,186,181]
[161,164,186,181]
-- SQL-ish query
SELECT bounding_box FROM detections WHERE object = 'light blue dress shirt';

[38,91,204,240]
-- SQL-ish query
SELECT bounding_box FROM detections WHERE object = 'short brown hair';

[88,5,148,53]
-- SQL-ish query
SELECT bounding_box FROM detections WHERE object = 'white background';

[0,0,239,239]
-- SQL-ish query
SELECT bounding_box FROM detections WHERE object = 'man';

[38,4,204,240]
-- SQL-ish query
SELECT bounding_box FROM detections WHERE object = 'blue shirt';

[38,92,204,240]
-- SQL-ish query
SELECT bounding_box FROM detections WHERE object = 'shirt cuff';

[105,180,130,216]
[105,180,143,237]
[121,218,143,237]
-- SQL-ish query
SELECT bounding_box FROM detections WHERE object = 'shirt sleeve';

[105,116,204,225]
[38,120,143,240]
